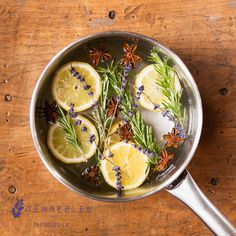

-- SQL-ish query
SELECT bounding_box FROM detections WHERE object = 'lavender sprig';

[70,66,95,99]
[135,85,144,101]
[69,103,78,118]
[121,63,132,91]
[113,165,123,197]
[70,65,108,146]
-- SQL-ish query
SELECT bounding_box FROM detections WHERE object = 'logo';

[11,197,93,230]
[12,198,24,218]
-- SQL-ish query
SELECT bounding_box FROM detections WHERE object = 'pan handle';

[166,170,236,236]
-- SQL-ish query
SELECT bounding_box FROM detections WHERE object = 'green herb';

[99,61,162,164]
[57,106,87,161]
[149,47,185,126]
[92,73,113,147]
[120,92,162,159]
[98,61,122,94]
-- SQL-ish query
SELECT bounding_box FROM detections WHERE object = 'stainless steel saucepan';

[30,32,236,235]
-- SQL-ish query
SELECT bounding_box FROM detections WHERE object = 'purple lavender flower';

[89,134,95,143]
[116,96,122,103]
[122,118,128,124]
[70,67,78,77]
[121,63,132,91]
[112,165,123,197]
[69,103,75,112]
[113,165,120,171]
[162,109,175,122]
[71,67,94,98]
[143,148,149,155]
[83,85,91,90]
[138,146,142,152]
[69,103,78,118]
[179,133,188,139]
[74,119,82,126]
[147,150,152,156]
[138,85,144,91]
[132,103,138,109]
[128,110,134,117]
[136,91,142,96]
[149,152,156,159]
[174,122,187,139]
[154,104,160,110]
[78,75,85,83]
[70,67,85,83]
[123,63,131,76]
[135,86,144,101]
[108,152,114,158]
[174,122,181,130]
[88,91,93,96]
[92,101,98,110]
[71,112,79,118]
[162,110,170,117]
[81,126,87,132]
[132,143,137,148]
[122,80,126,86]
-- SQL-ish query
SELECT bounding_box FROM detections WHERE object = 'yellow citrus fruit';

[135,64,181,111]
[52,61,101,112]
[100,142,149,190]
[47,115,98,163]
[108,120,123,146]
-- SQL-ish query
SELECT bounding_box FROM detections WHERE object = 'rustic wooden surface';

[0,0,236,235]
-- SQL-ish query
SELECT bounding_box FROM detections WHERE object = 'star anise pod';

[118,123,133,141]
[120,42,142,68]
[81,165,100,185]
[89,44,112,66]
[163,128,184,148]
[107,97,118,117]
[45,101,60,123]
[157,149,174,171]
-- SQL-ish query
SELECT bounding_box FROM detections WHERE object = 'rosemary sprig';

[149,47,185,126]
[98,61,122,94]
[99,62,161,164]
[92,73,113,147]
[97,63,121,159]
[57,106,87,162]
[120,92,161,156]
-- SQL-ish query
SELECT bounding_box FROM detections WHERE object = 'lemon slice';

[100,142,149,190]
[52,62,101,112]
[135,64,181,111]
[108,120,123,146]
[47,115,98,163]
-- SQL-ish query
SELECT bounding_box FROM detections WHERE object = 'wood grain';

[0,0,235,235]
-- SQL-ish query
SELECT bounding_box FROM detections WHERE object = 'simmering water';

[35,35,191,197]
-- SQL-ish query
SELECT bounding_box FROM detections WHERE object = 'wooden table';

[0,0,235,235]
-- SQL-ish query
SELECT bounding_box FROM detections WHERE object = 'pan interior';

[32,32,202,201]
